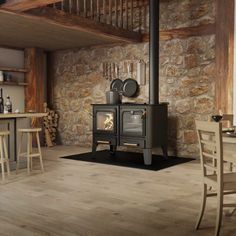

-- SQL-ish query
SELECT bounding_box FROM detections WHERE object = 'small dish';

[212,115,223,122]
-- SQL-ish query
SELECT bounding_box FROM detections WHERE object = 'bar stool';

[0,131,10,181]
[16,128,44,174]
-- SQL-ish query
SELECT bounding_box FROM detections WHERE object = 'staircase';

[48,0,149,34]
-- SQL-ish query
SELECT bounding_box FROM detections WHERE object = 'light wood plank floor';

[0,146,236,236]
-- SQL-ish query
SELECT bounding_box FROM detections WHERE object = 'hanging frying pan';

[110,78,123,93]
[122,78,139,97]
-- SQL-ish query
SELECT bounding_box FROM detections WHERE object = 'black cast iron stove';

[91,0,168,165]
[92,103,168,165]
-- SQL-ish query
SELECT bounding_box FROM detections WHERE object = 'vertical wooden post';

[215,0,234,113]
[25,48,46,113]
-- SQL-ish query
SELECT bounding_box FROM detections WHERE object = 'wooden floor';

[0,146,235,236]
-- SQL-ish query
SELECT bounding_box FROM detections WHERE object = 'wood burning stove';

[92,103,168,165]
[91,0,167,165]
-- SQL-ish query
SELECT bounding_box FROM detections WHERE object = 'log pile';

[43,103,59,147]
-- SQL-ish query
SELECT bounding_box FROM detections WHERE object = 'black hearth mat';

[60,150,195,171]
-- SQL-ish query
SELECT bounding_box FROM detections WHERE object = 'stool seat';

[0,131,10,136]
[17,127,44,174]
[18,128,42,133]
[0,130,10,181]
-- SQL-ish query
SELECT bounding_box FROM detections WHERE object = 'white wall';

[0,48,25,112]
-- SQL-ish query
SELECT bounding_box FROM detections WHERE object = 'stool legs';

[3,136,10,176]
[0,135,10,181]
[17,130,44,174]
[16,132,23,174]
[0,136,5,181]
[36,132,44,173]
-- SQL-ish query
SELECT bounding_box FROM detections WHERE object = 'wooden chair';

[16,128,44,174]
[0,131,10,181]
[195,120,236,236]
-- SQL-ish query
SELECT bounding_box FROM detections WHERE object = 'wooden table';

[0,113,46,168]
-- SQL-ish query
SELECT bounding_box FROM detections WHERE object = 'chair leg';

[0,137,5,181]
[36,132,44,173]
[195,184,207,230]
[16,132,23,174]
[215,189,223,236]
[27,133,31,175]
[3,136,10,176]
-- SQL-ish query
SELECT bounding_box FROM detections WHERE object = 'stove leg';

[110,145,116,156]
[161,145,168,159]
[143,149,152,165]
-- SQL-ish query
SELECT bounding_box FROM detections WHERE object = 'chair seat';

[18,128,42,133]
[0,131,10,136]
[207,173,236,190]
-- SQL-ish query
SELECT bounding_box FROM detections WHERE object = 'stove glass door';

[96,111,115,132]
[121,109,145,137]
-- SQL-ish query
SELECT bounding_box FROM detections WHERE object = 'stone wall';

[50,0,216,158]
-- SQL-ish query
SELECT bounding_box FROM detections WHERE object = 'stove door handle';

[123,142,139,147]
[97,141,111,144]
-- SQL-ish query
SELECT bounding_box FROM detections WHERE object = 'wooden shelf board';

[0,81,28,86]
[0,67,28,73]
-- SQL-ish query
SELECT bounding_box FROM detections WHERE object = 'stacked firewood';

[43,103,59,147]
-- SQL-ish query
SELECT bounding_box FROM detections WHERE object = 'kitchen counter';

[0,112,46,119]
[0,112,47,169]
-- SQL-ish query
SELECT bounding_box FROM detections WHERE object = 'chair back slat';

[195,120,223,181]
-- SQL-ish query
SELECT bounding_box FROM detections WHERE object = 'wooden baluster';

[84,0,87,17]
[120,0,123,28]
[61,0,64,10]
[69,0,72,13]
[91,0,94,19]
[125,0,128,29]
[103,0,106,23]
[109,0,112,25]
[138,0,142,33]
[143,0,146,33]
[77,0,80,15]
[131,0,133,30]
[115,0,118,27]
[97,0,100,21]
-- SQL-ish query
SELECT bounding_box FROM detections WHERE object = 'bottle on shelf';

[4,95,12,113]
[0,89,4,113]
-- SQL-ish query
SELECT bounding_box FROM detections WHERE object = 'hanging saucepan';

[122,78,139,97]
[110,78,123,94]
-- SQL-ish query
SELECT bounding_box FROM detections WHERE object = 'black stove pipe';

[149,0,159,105]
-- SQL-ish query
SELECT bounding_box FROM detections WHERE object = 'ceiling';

[0,9,125,51]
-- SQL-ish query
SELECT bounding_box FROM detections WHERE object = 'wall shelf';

[0,81,28,86]
[0,67,28,73]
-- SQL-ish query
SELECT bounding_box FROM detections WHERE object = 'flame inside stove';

[104,113,114,130]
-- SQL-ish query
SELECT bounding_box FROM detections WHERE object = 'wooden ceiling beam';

[26,7,142,43]
[1,0,60,12]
